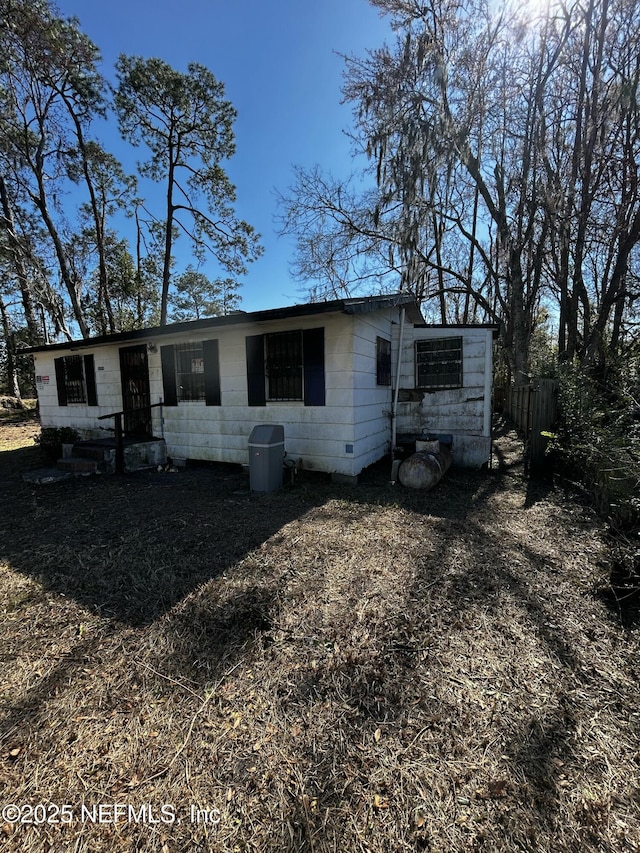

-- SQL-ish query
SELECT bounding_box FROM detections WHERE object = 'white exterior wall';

[35,348,126,435]
[351,311,395,473]
[33,311,376,477]
[393,325,494,467]
[155,312,359,475]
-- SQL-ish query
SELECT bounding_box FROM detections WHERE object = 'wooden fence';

[505,378,558,471]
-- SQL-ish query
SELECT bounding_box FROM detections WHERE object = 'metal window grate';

[416,337,463,389]
[266,331,303,401]
[175,342,205,401]
[64,355,86,403]
[376,337,391,386]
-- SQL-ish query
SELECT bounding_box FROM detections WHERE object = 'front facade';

[25,295,497,477]
[27,296,421,478]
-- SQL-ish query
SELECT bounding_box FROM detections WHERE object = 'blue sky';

[53,0,393,312]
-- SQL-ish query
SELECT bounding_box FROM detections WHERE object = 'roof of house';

[20,293,425,355]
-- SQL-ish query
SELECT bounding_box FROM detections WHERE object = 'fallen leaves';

[373,794,389,809]
[485,779,508,799]
[0,421,638,853]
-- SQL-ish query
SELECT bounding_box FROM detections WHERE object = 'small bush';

[34,427,80,459]
[551,364,640,530]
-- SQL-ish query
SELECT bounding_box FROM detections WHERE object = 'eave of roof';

[414,323,501,339]
[20,293,424,354]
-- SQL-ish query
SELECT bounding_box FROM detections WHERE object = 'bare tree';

[280,0,640,377]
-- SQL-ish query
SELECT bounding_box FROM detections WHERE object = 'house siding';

[31,302,494,477]
[351,311,396,473]
[36,347,126,434]
[394,325,494,467]
[153,313,360,473]
[34,312,369,477]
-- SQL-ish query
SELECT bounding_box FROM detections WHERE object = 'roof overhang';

[414,323,501,339]
[20,293,424,355]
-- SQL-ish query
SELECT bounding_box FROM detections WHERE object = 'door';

[119,345,152,436]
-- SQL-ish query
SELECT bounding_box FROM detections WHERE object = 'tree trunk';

[0,292,22,400]
[508,251,530,383]
[160,144,176,326]
[583,212,640,365]
[31,185,90,339]
[0,177,41,345]
[65,108,116,334]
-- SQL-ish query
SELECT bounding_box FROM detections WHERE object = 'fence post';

[529,379,558,472]
[506,378,558,472]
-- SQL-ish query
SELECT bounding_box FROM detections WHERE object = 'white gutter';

[390,306,406,455]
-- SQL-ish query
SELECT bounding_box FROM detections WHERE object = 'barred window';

[265,331,303,401]
[416,337,463,389]
[54,353,98,407]
[61,354,86,403]
[246,328,325,407]
[376,337,391,386]
[175,342,205,401]
[160,339,220,407]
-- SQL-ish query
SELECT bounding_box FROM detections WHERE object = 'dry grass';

[1,413,639,852]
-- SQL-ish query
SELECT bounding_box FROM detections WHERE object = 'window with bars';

[160,339,221,407]
[265,331,303,401]
[175,342,206,401]
[246,328,325,407]
[54,353,98,406]
[416,337,463,389]
[376,337,391,386]
[62,355,85,402]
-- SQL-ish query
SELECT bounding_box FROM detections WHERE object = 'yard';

[0,410,639,852]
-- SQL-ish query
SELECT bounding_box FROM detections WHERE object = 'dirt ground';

[0,412,639,852]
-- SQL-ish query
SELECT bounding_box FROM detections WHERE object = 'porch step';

[59,438,166,475]
[57,456,100,474]
[72,444,108,461]
[59,440,114,474]
[24,438,168,485]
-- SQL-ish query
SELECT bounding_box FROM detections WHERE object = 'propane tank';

[398,440,452,490]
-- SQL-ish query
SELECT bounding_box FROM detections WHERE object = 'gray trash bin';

[248,424,285,493]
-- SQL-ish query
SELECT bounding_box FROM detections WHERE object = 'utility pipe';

[390,306,406,459]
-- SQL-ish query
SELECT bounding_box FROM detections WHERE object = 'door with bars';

[119,345,152,436]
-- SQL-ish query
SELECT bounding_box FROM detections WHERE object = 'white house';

[23,294,497,480]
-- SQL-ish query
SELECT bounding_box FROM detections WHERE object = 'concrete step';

[72,445,108,461]
[57,457,99,474]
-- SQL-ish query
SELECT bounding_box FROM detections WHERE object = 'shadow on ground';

[2,416,637,852]
[0,445,326,626]
[0,414,533,628]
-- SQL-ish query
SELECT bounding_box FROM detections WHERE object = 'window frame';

[160,339,221,407]
[54,353,98,407]
[246,327,325,407]
[174,341,207,402]
[265,330,304,402]
[61,354,86,403]
[415,336,463,390]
